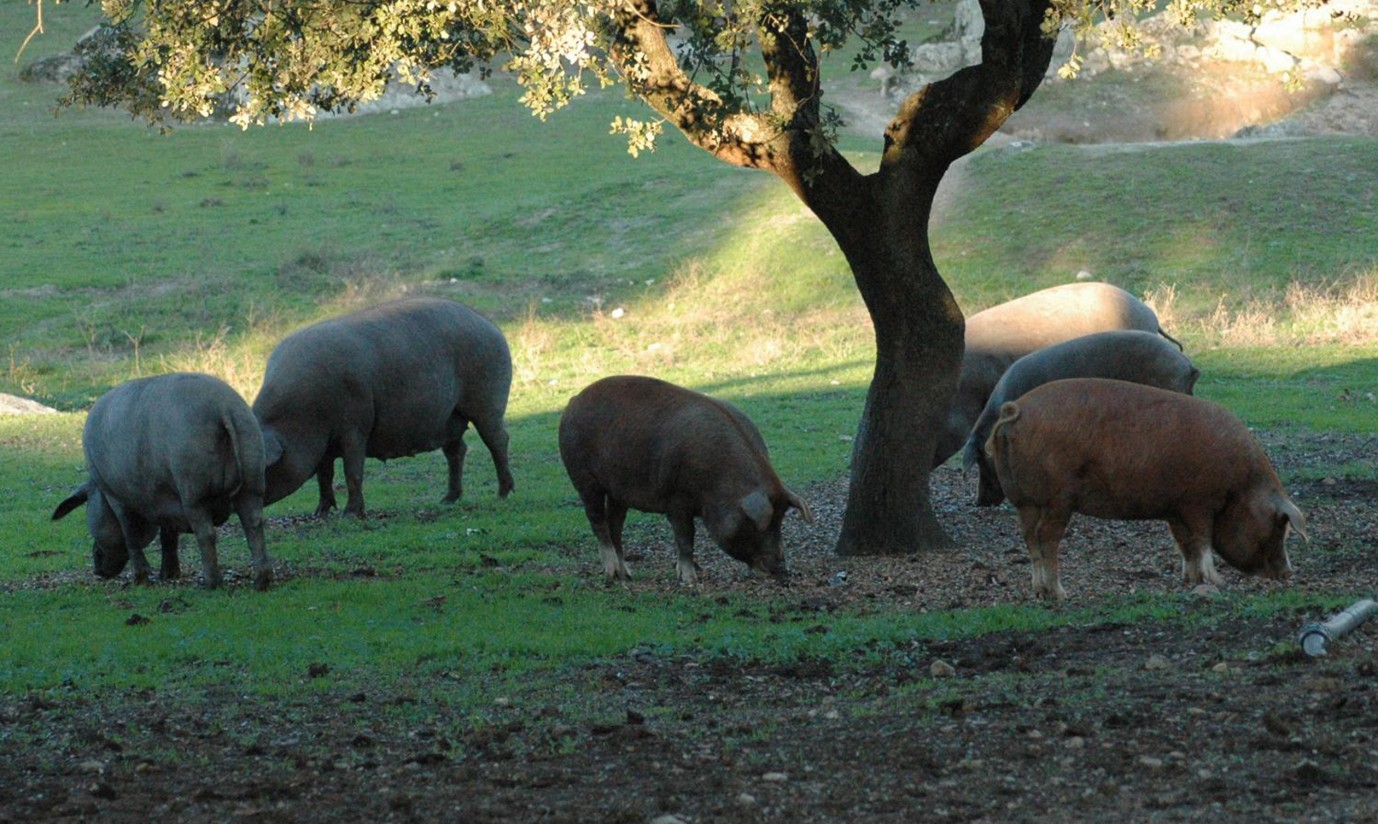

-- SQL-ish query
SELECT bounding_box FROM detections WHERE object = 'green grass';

[2,1,1377,705]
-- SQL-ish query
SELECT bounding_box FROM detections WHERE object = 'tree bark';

[611,0,1057,555]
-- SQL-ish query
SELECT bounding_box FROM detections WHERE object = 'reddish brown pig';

[985,378,1304,601]
[558,376,813,584]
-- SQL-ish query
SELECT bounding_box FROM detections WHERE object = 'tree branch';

[882,0,1056,171]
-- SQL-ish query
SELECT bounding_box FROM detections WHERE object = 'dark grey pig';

[558,375,813,584]
[253,297,514,517]
[985,378,1303,601]
[52,372,272,590]
[933,282,1180,467]
[962,330,1200,506]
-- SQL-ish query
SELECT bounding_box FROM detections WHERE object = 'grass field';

[2,3,1378,803]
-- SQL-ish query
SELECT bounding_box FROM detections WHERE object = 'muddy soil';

[3,428,1376,823]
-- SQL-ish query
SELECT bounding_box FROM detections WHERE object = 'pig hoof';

[676,562,703,586]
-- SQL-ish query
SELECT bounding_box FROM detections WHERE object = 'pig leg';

[441,430,467,504]
[113,507,154,585]
[1017,506,1069,601]
[158,527,181,581]
[583,494,630,582]
[473,417,515,499]
[974,458,1006,508]
[669,511,701,586]
[236,495,273,592]
[186,509,222,590]
[313,457,339,517]
[340,433,368,518]
[1167,518,1223,586]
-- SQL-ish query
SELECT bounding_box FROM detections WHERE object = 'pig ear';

[262,428,285,468]
[740,490,774,533]
[786,489,814,524]
[1278,496,1308,543]
[52,483,91,521]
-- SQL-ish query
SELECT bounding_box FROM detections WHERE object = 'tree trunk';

[809,0,1058,556]
[610,0,1057,556]
[816,166,964,555]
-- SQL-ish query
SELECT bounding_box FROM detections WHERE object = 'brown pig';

[984,378,1304,601]
[558,376,813,584]
[934,282,1180,467]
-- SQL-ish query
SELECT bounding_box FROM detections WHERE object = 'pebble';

[1139,756,1164,769]
[737,793,758,806]
[1211,662,1231,674]
[1144,654,1171,671]
[931,659,957,678]
[762,772,789,782]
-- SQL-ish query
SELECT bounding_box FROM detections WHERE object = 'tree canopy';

[60,0,1312,144]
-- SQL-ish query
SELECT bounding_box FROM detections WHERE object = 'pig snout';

[1258,548,1292,581]
[92,542,129,578]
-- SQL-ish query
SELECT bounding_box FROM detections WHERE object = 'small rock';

[78,760,105,774]
[1065,736,1085,749]
[737,793,758,806]
[1139,756,1164,769]
[1191,584,1220,598]
[1144,654,1171,671]
[931,659,957,678]
[1211,662,1231,674]
[762,771,789,782]
[1075,269,1094,280]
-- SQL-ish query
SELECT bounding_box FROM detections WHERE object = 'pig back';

[987,378,1272,520]
[559,376,773,514]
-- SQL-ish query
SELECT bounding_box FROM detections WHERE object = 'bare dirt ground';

[3,430,1377,823]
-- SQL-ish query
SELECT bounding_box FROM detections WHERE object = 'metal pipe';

[1298,598,1378,657]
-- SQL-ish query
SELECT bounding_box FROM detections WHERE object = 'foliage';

[54,0,1317,150]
